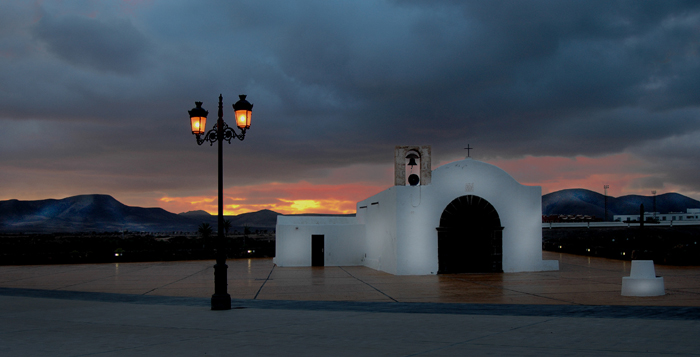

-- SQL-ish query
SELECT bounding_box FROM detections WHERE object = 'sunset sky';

[1,1,700,215]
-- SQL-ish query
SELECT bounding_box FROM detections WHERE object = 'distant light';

[586,248,591,252]
[558,245,563,249]
[247,250,253,254]
[622,252,626,256]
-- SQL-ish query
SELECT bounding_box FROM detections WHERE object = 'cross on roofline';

[464,144,473,158]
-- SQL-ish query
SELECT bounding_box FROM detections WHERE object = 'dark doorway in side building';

[311,235,325,266]
[436,195,503,273]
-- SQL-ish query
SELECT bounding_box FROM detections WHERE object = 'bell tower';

[394,146,431,186]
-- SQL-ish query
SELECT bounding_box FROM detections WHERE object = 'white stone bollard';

[621,260,665,296]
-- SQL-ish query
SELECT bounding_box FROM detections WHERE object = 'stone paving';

[1,252,699,306]
[2,252,700,356]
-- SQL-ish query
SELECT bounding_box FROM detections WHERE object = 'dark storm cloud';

[228,0,700,193]
[32,13,151,75]
[2,0,700,200]
[237,1,700,154]
[628,131,700,192]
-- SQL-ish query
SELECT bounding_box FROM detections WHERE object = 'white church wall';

[357,188,399,275]
[274,223,310,266]
[394,185,441,275]
[325,224,366,266]
[496,184,549,272]
[274,216,364,267]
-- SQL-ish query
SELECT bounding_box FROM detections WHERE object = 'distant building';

[614,208,700,222]
[542,214,599,223]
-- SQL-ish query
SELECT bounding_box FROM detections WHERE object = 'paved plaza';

[2,252,700,356]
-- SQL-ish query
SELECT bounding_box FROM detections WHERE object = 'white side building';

[614,209,700,223]
[274,146,559,275]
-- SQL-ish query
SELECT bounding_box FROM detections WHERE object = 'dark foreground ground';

[2,252,700,356]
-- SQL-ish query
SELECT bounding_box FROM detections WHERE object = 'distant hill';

[178,210,211,217]
[226,209,281,228]
[0,195,281,233]
[542,189,700,218]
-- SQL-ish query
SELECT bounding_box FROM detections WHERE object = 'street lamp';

[188,94,253,310]
[603,185,609,222]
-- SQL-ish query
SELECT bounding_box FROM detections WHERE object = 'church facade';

[274,146,559,275]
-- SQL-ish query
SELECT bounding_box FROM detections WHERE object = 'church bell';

[406,153,419,167]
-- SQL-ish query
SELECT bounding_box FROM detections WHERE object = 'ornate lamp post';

[189,94,253,310]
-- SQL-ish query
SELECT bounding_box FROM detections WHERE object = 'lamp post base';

[211,293,232,310]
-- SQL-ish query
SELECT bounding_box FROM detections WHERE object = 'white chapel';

[274,146,559,275]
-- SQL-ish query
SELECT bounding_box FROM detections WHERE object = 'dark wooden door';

[311,235,324,266]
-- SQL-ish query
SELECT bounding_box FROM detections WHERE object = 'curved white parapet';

[621,260,665,296]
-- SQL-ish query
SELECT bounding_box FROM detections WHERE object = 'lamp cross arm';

[195,121,247,146]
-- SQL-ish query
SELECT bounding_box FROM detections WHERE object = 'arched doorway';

[436,195,503,273]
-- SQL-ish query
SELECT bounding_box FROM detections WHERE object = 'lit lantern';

[232,95,253,129]
[188,101,208,135]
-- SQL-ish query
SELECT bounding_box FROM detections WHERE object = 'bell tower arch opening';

[436,195,503,273]
[405,150,421,186]
[394,146,431,186]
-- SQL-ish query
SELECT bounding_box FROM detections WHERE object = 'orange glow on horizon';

[158,181,383,216]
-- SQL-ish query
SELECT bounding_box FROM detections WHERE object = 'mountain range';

[542,189,700,218]
[0,194,281,233]
[1,189,699,232]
